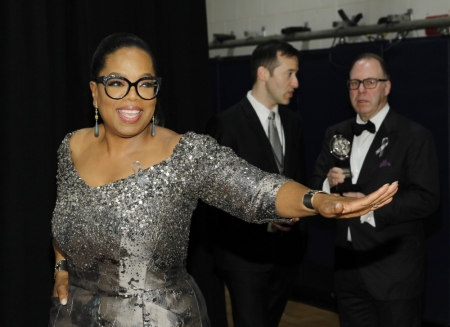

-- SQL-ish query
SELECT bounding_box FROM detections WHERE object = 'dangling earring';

[94,107,99,137]
[151,116,156,137]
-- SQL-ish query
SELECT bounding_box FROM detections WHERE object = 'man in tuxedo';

[205,40,307,327]
[310,53,440,327]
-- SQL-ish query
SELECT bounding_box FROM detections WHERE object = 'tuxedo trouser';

[218,264,299,327]
[187,244,228,327]
[336,244,422,327]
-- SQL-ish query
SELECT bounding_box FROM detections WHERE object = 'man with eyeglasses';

[310,53,440,327]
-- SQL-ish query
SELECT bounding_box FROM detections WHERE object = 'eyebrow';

[349,77,383,80]
[104,72,156,78]
[105,72,156,80]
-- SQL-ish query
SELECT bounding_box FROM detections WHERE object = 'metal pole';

[209,17,450,50]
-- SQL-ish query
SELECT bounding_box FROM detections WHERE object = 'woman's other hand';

[53,271,69,305]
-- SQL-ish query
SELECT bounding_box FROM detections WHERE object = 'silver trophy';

[329,135,360,193]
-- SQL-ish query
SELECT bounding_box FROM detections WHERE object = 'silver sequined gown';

[50,131,290,327]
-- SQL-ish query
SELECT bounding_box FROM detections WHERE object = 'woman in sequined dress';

[49,33,397,327]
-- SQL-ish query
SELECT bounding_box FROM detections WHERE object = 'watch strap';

[54,259,68,279]
[302,190,327,210]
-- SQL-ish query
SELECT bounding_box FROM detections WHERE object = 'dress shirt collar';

[356,103,390,132]
[247,91,279,121]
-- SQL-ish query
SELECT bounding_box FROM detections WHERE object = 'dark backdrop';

[209,36,450,326]
[0,1,211,326]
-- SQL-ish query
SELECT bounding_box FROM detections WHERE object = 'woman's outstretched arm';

[275,181,398,218]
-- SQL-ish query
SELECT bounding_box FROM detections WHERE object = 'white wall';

[207,0,450,57]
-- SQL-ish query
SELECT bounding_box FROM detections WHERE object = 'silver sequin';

[49,132,290,327]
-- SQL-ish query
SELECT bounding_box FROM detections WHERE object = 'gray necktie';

[268,111,284,173]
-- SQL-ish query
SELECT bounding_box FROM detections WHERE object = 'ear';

[383,80,391,97]
[257,66,269,82]
[89,81,98,107]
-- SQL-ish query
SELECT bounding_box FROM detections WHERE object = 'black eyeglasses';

[347,78,388,90]
[95,75,162,100]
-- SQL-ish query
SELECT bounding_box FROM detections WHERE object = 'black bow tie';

[351,120,376,136]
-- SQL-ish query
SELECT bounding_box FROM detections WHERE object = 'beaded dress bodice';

[50,131,289,327]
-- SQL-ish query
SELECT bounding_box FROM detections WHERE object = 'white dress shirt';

[247,91,285,154]
[322,104,390,241]
[247,91,286,232]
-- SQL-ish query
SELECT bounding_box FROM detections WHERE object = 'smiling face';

[90,47,157,138]
[259,53,299,109]
[349,58,391,122]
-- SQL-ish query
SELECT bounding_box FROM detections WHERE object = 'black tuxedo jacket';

[310,109,440,301]
[206,97,307,271]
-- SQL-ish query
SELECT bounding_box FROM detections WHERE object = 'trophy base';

[331,184,362,195]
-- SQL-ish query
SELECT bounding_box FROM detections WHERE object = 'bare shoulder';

[158,127,183,150]
[69,128,95,156]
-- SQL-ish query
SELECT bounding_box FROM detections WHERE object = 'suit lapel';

[240,98,279,171]
[338,121,354,152]
[279,107,292,175]
[356,110,398,186]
